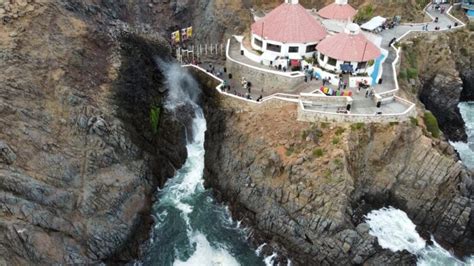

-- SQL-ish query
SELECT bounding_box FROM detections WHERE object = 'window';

[306,44,317,53]
[357,61,367,69]
[289,46,299,53]
[319,53,324,61]
[254,37,263,47]
[267,43,281,52]
[327,57,337,66]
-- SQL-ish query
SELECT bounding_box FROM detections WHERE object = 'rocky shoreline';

[195,68,473,264]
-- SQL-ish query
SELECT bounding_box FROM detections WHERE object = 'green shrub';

[150,106,161,134]
[351,123,365,130]
[399,68,407,80]
[389,121,399,126]
[354,4,374,23]
[335,127,346,136]
[423,111,440,138]
[406,68,418,79]
[313,148,324,158]
[332,137,340,145]
[285,147,294,157]
[410,116,419,127]
[321,122,330,129]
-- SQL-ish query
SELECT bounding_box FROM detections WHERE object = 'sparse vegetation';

[406,68,418,79]
[313,148,324,158]
[423,111,440,138]
[389,121,399,126]
[332,137,340,145]
[335,127,345,136]
[354,4,374,23]
[285,147,295,157]
[351,123,365,131]
[150,105,161,134]
[410,116,419,127]
[321,122,330,129]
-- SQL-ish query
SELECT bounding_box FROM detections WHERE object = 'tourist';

[365,89,369,98]
[257,95,263,102]
[322,77,327,86]
[283,66,287,72]
[304,75,308,83]
[343,82,347,90]
[435,17,439,23]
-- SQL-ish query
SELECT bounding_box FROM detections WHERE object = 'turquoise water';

[371,54,385,86]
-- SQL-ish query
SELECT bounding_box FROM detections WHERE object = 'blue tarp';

[340,64,353,72]
[467,10,474,17]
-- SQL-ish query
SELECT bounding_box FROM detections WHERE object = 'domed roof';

[318,0,357,20]
[251,3,326,43]
[316,26,381,61]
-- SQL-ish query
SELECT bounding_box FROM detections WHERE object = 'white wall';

[317,51,375,75]
[251,33,318,65]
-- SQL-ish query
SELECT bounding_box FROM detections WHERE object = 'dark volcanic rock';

[420,73,467,142]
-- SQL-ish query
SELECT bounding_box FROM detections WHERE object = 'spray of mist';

[154,57,201,110]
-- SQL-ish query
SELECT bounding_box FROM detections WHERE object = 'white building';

[316,23,381,75]
[250,0,327,66]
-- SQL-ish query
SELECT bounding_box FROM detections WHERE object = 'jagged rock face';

[347,124,473,256]
[201,84,473,264]
[420,73,467,141]
[405,30,474,142]
[0,1,193,264]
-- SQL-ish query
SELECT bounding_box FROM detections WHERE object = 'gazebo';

[316,23,381,74]
[250,0,327,63]
[318,0,357,21]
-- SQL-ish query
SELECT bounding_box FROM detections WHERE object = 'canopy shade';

[360,16,387,31]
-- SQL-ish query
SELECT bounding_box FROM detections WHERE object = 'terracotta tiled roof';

[251,3,326,43]
[316,32,381,61]
[318,3,357,20]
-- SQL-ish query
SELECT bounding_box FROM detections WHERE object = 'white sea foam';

[365,207,426,254]
[264,252,278,266]
[174,233,240,266]
[451,102,474,170]
[366,207,474,265]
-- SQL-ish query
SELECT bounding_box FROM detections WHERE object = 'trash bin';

[224,67,227,73]
[378,78,383,84]
[346,104,351,111]
[241,50,244,56]
[376,101,381,108]
[228,73,232,79]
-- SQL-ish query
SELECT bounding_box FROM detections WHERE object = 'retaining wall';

[225,59,305,95]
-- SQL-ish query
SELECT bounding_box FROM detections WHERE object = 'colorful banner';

[171,30,180,43]
[186,26,193,39]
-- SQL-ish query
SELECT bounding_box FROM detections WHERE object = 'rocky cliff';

[0,0,198,264]
[399,29,474,142]
[201,88,473,264]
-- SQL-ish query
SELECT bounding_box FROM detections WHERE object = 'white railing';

[226,38,305,78]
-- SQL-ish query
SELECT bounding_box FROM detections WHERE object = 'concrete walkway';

[377,3,462,94]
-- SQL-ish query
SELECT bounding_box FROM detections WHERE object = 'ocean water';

[141,61,273,266]
[451,102,474,170]
[366,207,474,266]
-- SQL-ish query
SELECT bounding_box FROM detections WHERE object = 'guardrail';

[226,38,305,78]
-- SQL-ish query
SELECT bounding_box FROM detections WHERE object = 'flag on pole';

[172,30,180,43]
[186,26,193,39]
